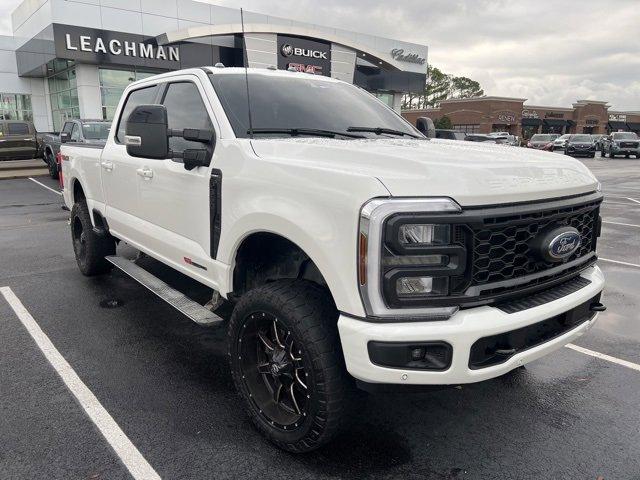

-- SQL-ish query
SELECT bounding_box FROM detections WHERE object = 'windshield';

[612,132,638,140]
[209,73,421,139]
[531,134,553,142]
[558,134,571,140]
[570,135,592,142]
[82,122,111,140]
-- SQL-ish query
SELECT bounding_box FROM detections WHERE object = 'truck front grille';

[469,201,599,286]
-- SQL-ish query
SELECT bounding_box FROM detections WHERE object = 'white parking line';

[28,177,62,196]
[599,258,640,268]
[603,221,640,228]
[603,200,640,207]
[605,194,640,204]
[0,286,161,480]
[566,344,640,373]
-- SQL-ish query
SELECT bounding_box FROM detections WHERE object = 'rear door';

[101,83,161,241]
[135,76,217,270]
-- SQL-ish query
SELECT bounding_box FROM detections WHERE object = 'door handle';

[136,167,153,179]
[101,161,114,171]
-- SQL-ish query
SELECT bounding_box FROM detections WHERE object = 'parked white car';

[61,67,605,452]
[552,134,572,150]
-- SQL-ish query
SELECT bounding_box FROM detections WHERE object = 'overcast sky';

[2,0,639,110]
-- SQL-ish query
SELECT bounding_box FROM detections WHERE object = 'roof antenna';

[240,8,254,139]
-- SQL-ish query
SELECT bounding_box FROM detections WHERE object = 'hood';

[251,138,598,206]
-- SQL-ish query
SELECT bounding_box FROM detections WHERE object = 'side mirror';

[60,132,70,143]
[125,104,169,159]
[416,117,436,138]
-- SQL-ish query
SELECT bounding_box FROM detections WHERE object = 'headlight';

[358,198,464,321]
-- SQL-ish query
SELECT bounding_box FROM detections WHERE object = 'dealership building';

[403,97,640,139]
[1,0,428,132]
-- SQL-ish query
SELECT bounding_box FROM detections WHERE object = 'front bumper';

[338,265,604,385]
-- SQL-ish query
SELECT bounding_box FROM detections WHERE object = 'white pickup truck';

[62,66,605,452]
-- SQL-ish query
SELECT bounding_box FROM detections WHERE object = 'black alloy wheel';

[228,280,354,452]
[238,312,309,429]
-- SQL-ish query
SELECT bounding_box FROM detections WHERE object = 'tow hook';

[590,302,606,312]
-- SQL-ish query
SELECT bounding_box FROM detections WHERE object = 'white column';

[330,44,356,83]
[244,33,277,69]
[392,92,403,114]
[75,64,102,119]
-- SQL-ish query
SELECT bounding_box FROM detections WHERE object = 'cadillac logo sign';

[535,226,582,262]
[390,48,426,65]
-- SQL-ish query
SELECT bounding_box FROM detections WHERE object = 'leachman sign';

[53,24,182,69]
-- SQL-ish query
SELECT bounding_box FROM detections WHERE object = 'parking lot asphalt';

[1,160,639,480]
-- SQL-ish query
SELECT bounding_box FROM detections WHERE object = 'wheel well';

[232,232,329,299]
[73,180,85,203]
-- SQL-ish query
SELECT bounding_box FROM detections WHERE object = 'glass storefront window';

[99,67,159,120]
[0,93,34,122]
[48,65,79,131]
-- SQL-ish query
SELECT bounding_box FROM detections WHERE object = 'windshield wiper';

[247,128,365,139]
[346,126,423,139]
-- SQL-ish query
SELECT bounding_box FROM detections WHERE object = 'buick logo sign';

[536,226,581,262]
[281,44,294,57]
[280,43,327,59]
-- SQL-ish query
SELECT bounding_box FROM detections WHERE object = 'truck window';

[7,123,29,135]
[71,123,81,141]
[161,82,213,152]
[62,122,74,134]
[116,85,159,143]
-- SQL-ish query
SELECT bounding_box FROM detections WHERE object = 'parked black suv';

[564,134,596,158]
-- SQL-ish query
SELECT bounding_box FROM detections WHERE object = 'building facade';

[403,97,640,139]
[2,0,429,132]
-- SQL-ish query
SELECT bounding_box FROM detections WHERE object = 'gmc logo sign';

[281,44,328,59]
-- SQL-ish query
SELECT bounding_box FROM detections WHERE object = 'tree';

[434,116,452,129]
[401,65,484,110]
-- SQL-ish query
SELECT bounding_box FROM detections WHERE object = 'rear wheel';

[600,148,605,157]
[229,280,354,452]
[70,200,115,276]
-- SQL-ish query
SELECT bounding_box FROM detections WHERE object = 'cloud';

[1,0,637,110]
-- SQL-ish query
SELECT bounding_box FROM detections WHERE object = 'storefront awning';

[521,118,542,126]
[608,121,628,130]
[543,119,569,127]
[626,122,640,131]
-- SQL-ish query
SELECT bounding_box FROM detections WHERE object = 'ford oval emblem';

[548,229,581,260]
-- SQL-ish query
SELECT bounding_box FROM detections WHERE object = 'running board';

[106,256,224,327]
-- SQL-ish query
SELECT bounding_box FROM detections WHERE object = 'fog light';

[396,276,448,296]
[398,224,449,245]
[368,341,453,371]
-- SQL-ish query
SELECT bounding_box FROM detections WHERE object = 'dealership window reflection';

[99,68,157,121]
[47,60,79,131]
[0,93,32,122]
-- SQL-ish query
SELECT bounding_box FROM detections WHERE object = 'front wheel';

[70,201,115,276]
[46,151,58,179]
[228,280,354,452]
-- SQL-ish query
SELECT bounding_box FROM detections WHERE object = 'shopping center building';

[1,0,428,132]
[402,97,640,139]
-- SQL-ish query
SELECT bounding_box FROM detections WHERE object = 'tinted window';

[8,123,29,135]
[116,85,158,143]
[570,135,592,142]
[82,122,110,140]
[161,82,212,151]
[612,132,637,140]
[531,134,553,142]
[62,122,74,134]
[209,73,418,139]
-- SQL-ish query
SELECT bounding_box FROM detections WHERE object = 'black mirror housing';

[60,132,70,143]
[416,117,436,139]
[125,104,169,159]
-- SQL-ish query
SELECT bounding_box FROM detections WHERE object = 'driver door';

[134,76,217,272]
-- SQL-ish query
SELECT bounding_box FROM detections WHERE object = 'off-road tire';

[47,151,58,179]
[70,200,115,276]
[228,279,355,453]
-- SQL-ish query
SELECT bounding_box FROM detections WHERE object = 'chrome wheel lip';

[237,311,311,431]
